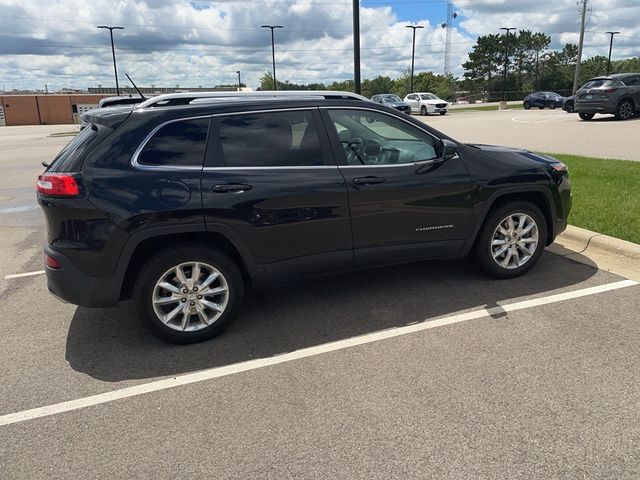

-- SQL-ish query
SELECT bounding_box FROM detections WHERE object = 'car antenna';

[125,73,147,100]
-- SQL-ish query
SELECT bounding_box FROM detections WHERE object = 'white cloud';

[0,0,638,91]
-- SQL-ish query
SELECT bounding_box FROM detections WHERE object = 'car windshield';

[420,94,438,100]
[581,79,614,89]
[382,95,402,102]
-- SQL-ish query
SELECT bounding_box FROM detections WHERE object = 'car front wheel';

[421,105,428,116]
[134,245,244,344]
[474,202,547,278]
[549,101,556,109]
[523,101,530,109]
[565,101,574,113]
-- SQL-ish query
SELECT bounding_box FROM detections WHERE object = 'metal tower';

[442,1,457,75]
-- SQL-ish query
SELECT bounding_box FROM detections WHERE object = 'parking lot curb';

[548,225,640,281]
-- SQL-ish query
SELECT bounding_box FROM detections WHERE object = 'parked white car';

[404,92,448,115]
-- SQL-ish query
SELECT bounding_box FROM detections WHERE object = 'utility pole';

[97,25,124,95]
[236,70,242,91]
[261,25,283,90]
[353,0,361,94]
[605,31,620,76]
[405,25,424,94]
[572,0,588,94]
[500,27,516,101]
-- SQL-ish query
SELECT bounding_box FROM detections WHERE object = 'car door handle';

[352,176,385,185]
[211,183,252,193]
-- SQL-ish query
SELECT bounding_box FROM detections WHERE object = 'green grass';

[549,153,640,244]
[451,104,523,112]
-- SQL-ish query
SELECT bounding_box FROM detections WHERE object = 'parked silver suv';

[575,73,640,120]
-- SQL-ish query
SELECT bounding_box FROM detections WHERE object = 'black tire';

[565,101,574,113]
[549,101,556,109]
[615,99,634,120]
[421,105,428,116]
[523,101,530,110]
[473,201,547,279]
[133,244,244,344]
[579,112,595,121]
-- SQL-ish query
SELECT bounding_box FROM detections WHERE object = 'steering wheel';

[342,137,365,165]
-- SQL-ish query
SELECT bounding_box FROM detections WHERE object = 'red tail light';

[36,173,80,197]
[603,88,617,94]
[45,254,62,270]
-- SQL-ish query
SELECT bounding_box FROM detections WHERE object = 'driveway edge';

[547,225,640,281]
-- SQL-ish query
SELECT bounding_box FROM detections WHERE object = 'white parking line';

[0,279,636,427]
[4,270,45,280]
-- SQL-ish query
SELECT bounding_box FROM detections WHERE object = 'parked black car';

[37,91,571,344]
[523,91,566,110]
[371,94,411,113]
[575,73,640,120]
[562,95,576,113]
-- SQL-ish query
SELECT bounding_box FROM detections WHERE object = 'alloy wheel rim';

[620,102,632,119]
[490,213,539,270]
[152,261,229,332]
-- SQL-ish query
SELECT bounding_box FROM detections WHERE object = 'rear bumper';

[575,99,616,114]
[44,246,123,307]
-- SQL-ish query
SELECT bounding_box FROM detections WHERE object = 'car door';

[321,107,475,266]
[624,75,640,109]
[406,94,419,113]
[201,108,352,282]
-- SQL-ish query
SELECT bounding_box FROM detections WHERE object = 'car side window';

[624,76,640,86]
[327,109,438,166]
[138,117,210,167]
[216,110,325,167]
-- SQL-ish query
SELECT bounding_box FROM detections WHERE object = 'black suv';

[37,91,571,344]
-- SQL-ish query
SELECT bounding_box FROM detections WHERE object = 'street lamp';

[605,31,620,76]
[97,25,124,96]
[236,70,242,91]
[405,25,424,94]
[499,27,516,101]
[261,25,283,90]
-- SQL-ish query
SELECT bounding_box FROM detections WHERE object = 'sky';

[1,0,639,91]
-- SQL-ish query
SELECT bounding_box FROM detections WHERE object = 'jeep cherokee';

[37,91,572,344]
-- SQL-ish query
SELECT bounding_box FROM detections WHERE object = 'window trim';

[131,115,212,171]
[320,106,445,168]
[132,107,336,171]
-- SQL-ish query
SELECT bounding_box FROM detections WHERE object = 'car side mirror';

[441,139,458,161]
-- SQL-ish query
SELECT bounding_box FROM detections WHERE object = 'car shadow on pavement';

[65,252,601,382]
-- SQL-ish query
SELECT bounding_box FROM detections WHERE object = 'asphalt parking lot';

[1,120,640,479]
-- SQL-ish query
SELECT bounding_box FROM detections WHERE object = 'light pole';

[405,25,424,94]
[97,25,124,95]
[261,25,283,90]
[500,27,516,101]
[605,31,620,76]
[236,70,241,91]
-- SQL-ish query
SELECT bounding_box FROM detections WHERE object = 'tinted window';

[582,79,614,89]
[217,111,324,167]
[49,125,107,172]
[327,109,438,166]
[623,75,640,86]
[138,117,209,167]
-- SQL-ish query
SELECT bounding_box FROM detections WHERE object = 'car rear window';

[138,117,210,167]
[48,125,110,173]
[215,111,325,168]
[581,79,614,89]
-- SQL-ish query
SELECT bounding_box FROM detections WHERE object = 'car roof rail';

[136,90,371,108]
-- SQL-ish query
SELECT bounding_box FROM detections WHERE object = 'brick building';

[0,94,107,126]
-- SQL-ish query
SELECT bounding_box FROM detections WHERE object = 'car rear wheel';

[134,245,244,344]
[579,112,595,121]
[421,105,428,116]
[549,101,556,109]
[474,201,547,278]
[523,101,531,109]
[615,99,634,120]
[565,101,574,113]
